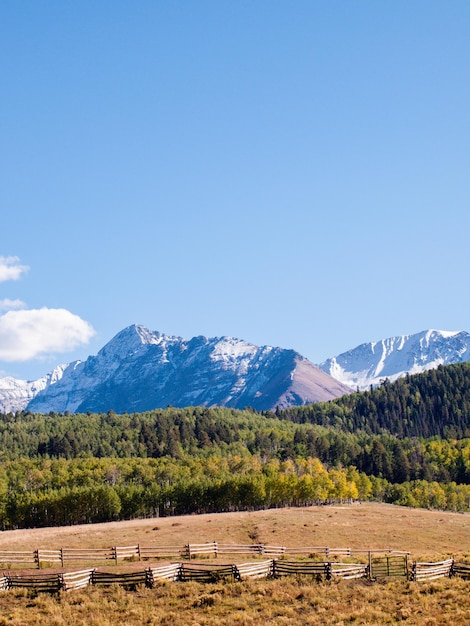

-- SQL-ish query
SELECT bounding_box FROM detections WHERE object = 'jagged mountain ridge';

[4,326,469,415]
[320,329,470,390]
[21,325,351,414]
[0,365,68,414]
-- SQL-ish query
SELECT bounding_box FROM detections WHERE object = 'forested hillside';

[1,362,470,529]
[279,362,470,438]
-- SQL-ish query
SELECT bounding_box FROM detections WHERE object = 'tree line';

[1,406,470,485]
[0,362,470,528]
[1,454,469,529]
[278,362,470,438]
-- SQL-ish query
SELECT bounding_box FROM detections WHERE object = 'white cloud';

[0,256,29,282]
[0,308,95,361]
[0,299,26,312]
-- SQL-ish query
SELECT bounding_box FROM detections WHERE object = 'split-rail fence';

[0,542,467,594]
[0,543,409,568]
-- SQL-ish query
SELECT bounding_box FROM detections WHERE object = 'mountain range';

[319,329,470,390]
[2,325,350,414]
[1,326,469,414]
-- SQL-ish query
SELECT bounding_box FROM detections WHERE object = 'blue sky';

[1,1,470,380]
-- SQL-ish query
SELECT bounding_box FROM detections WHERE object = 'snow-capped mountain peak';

[0,364,70,414]
[13,325,351,414]
[320,329,470,390]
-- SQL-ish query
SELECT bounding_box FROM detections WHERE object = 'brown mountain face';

[273,357,352,409]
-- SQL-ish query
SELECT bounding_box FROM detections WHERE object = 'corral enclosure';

[0,503,469,626]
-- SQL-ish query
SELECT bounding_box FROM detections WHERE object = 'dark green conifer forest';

[1,362,470,529]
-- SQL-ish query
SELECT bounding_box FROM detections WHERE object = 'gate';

[371,555,408,579]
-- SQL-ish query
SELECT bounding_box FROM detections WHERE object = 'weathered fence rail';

[91,569,149,588]
[8,572,62,593]
[0,543,410,568]
[273,560,330,579]
[36,549,63,566]
[0,555,465,594]
[59,548,115,564]
[217,543,264,556]
[0,550,37,567]
[179,563,237,583]
[453,562,470,580]
[148,563,181,583]
[331,563,368,579]
[236,560,273,580]
[140,545,186,560]
[61,569,94,592]
[411,559,454,582]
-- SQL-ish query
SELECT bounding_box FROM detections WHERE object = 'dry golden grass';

[0,578,469,625]
[0,503,469,625]
[0,502,468,560]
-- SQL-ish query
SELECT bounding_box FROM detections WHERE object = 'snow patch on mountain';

[0,364,69,413]
[23,324,351,414]
[320,329,470,390]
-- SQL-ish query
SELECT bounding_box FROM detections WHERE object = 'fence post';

[34,549,40,569]
[60,548,64,568]
[137,544,141,562]
[214,541,218,558]
[325,562,332,580]
[113,546,118,565]
[368,551,372,580]
[177,563,183,581]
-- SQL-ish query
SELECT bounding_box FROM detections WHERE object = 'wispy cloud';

[0,256,29,282]
[0,299,26,312]
[0,308,95,361]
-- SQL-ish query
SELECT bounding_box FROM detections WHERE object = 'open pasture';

[0,502,468,560]
[0,503,469,625]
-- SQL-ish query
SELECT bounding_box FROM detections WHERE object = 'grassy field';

[0,577,469,625]
[0,502,469,625]
[0,502,468,559]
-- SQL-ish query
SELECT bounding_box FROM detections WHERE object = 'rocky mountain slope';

[0,365,67,414]
[14,324,351,414]
[320,329,470,390]
[5,325,469,414]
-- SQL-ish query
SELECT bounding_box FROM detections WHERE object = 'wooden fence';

[0,558,366,592]
[91,569,149,589]
[410,559,454,582]
[370,555,409,579]
[9,572,63,593]
[0,556,467,594]
[0,550,37,568]
[236,560,274,580]
[148,563,182,583]
[453,562,470,580]
[61,569,94,592]
[0,543,409,569]
[273,560,329,579]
